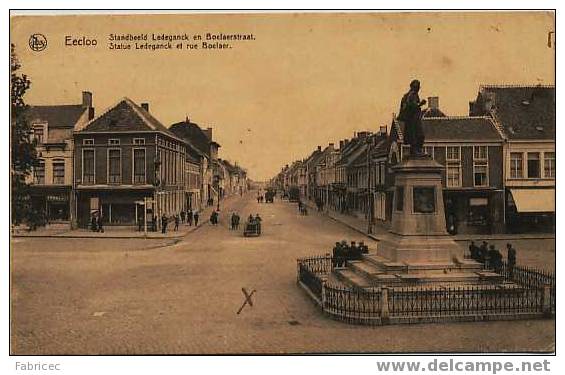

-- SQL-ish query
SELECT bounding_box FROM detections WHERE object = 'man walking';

[174,214,180,231]
[180,210,186,224]
[161,214,168,234]
[193,211,199,226]
[507,243,517,278]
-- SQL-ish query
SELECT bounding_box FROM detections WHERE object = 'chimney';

[329,143,334,149]
[379,126,388,136]
[82,91,92,108]
[339,140,344,149]
[317,145,322,152]
[141,103,149,112]
[357,131,369,139]
[204,127,213,141]
[428,96,439,110]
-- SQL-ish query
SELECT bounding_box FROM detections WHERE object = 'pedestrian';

[180,210,186,223]
[255,213,262,234]
[332,242,341,268]
[488,245,502,272]
[193,211,199,226]
[507,243,517,277]
[235,213,240,230]
[187,209,193,226]
[97,213,104,233]
[161,214,168,234]
[479,241,489,263]
[91,212,97,232]
[152,215,157,232]
[339,240,348,266]
[174,214,180,231]
[350,241,361,260]
[469,241,479,260]
[359,241,369,255]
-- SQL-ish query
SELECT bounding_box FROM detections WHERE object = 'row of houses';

[273,84,555,234]
[26,92,248,229]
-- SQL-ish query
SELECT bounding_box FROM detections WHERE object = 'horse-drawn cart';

[243,221,261,237]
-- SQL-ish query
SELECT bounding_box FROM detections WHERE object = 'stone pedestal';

[378,156,464,268]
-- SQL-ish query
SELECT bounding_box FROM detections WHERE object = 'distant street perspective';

[11,192,554,354]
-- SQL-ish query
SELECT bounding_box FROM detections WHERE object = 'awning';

[510,189,555,213]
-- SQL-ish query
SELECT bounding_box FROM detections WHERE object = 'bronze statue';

[398,80,426,156]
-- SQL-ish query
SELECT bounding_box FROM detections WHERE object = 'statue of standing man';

[398,80,427,157]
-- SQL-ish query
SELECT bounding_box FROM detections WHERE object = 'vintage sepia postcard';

[9,10,555,357]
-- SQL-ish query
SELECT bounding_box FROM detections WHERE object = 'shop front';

[76,188,155,228]
[506,188,555,233]
[443,190,504,234]
[29,186,71,223]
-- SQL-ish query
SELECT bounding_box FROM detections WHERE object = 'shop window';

[468,197,489,226]
[527,152,540,178]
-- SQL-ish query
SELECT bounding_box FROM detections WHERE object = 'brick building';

[73,98,190,228]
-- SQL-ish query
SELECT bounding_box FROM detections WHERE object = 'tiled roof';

[27,104,86,129]
[394,116,503,142]
[480,85,555,140]
[79,98,182,141]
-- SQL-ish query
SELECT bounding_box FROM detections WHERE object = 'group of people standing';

[156,210,200,234]
[230,212,241,230]
[469,241,517,273]
[332,240,369,267]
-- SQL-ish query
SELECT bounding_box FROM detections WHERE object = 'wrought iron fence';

[297,254,333,274]
[297,261,325,300]
[297,255,554,325]
[388,285,544,317]
[323,284,382,324]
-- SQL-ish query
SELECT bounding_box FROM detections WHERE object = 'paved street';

[11,192,555,354]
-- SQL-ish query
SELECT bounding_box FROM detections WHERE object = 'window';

[83,139,94,145]
[108,149,121,184]
[446,146,461,187]
[32,124,45,144]
[527,152,540,178]
[473,146,488,160]
[33,160,45,184]
[473,146,488,187]
[83,149,95,184]
[133,138,145,145]
[401,145,410,160]
[446,146,460,161]
[510,152,523,178]
[379,163,385,185]
[52,160,65,184]
[474,164,488,187]
[424,146,434,158]
[544,152,555,178]
[108,139,120,145]
[133,148,146,184]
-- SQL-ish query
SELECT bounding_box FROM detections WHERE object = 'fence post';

[542,283,552,316]
[321,281,326,310]
[380,287,390,323]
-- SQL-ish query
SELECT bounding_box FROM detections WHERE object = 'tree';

[11,43,37,225]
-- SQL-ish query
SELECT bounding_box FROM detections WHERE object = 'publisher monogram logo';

[29,33,47,52]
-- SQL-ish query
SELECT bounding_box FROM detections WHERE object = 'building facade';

[27,91,95,226]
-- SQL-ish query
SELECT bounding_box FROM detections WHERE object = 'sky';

[11,11,555,180]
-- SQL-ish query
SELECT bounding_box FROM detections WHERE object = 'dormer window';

[32,123,46,144]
